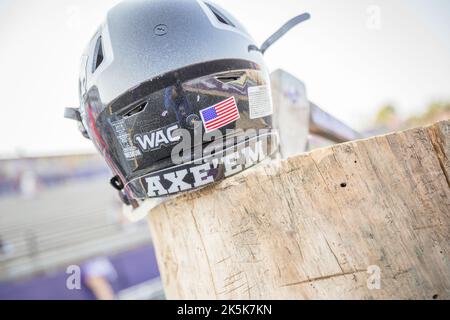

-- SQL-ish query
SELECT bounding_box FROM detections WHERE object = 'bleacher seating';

[0,176,152,281]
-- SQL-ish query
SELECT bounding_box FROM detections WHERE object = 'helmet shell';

[78,0,277,200]
[80,0,265,105]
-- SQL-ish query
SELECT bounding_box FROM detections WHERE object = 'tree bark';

[148,120,450,299]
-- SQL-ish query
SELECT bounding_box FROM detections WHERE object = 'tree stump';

[148,120,450,299]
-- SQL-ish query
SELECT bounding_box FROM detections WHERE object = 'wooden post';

[148,121,450,299]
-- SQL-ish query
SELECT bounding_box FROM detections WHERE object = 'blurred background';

[0,0,449,299]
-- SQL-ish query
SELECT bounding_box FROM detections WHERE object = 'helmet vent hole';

[216,76,240,83]
[216,72,245,83]
[92,36,104,73]
[205,3,235,27]
[123,102,147,118]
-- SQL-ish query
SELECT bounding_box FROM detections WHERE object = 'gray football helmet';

[65,0,310,206]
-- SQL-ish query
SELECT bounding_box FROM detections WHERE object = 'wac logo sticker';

[134,123,181,152]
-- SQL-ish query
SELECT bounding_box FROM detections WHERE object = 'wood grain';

[148,120,450,299]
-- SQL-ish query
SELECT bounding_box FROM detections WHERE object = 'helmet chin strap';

[64,107,91,139]
[250,12,311,54]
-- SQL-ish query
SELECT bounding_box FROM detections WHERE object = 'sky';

[0,0,449,157]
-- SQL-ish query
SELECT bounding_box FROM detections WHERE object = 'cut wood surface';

[148,120,450,299]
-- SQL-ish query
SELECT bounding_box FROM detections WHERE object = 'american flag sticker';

[199,96,240,133]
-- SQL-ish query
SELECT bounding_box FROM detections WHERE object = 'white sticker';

[248,85,273,119]
[111,119,142,160]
